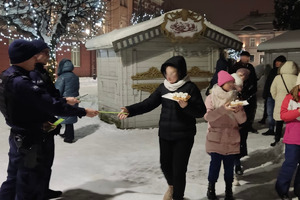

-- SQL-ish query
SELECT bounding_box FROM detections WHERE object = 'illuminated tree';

[0,0,107,79]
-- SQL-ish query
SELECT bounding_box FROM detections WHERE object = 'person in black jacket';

[118,56,206,200]
[229,51,258,134]
[261,55,286,138]
[206,49,231,96]
[30,39,79,199]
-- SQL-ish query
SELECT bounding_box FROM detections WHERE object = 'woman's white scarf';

[211,84,237,109]
[164,75,191,91]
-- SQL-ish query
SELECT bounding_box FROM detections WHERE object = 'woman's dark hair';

[219,49,227,60]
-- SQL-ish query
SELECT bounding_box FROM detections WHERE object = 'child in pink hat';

[204,70,246,200]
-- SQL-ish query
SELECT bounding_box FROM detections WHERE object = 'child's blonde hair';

[290,85,300,102]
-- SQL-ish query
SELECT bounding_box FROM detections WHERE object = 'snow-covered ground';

[0,78,297,200]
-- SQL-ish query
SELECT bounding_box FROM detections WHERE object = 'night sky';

[167,0,274,28]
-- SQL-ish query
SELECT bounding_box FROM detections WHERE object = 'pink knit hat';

[218,70,235,86]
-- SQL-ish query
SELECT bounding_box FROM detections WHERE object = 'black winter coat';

[126,82,206,140]
[263,65,279,99]
[127,56,206,140]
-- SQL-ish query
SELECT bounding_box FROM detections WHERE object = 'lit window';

[249,38,256,47]
[71,45,80,67]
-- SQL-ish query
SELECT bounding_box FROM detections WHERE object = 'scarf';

[211,84,237,109]
[164,75,190,92]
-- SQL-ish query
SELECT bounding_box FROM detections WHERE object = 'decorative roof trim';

[113,26,162,52]
[204,27,243,50]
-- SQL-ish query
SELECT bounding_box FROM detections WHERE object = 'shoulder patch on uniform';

[21,75,30,80]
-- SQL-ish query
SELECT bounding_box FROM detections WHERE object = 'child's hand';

[234,105,243,113]
[224,102,236,112]
[178,100,188,108]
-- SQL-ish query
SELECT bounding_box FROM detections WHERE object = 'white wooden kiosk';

[258,30,300,65]
[85,9,242,129]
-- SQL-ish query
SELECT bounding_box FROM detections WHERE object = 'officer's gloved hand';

[66,97,80,105]
[42,121,56,133]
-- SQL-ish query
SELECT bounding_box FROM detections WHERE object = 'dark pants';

[159,137,194,200]
[244,95,257,131]
[276,144,300,197]
[43,134,55,195]
[0,130,55,200]
[266,97,275,130]
[64,124,74,141]
[274,121,284,142]
[208,153,236,183]
[261,98,268,121]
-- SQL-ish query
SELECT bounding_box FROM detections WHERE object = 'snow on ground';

[0,77,297,200]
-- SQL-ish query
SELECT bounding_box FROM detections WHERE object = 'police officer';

[0,39,98,200]
[30,39,77,199]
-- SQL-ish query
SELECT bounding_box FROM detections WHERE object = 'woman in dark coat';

[118,56,206,200]
[55,58,80,143]
[206,49,231,95]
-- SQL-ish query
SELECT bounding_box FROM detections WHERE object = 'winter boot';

[224,182,234,200]
[295,185,300,199]
[233,175,240,186]
[207,182,217,200]
[163,185,173,200]
[47,189,62,199]
[235,165,243,175]
[279,194,289,200]
[262,129,275,136]
[270,139,279,147]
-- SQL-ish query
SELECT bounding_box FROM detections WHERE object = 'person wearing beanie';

[8,39,40,65]
[229,51,258,134]
[275,72,300,199]
[217,70,235,86]
[30,39,78,199]
[118,56,207,200]
[270,61,298,147]
[262,55,287,137]
[204,70,246,200]
[0,39,99,199]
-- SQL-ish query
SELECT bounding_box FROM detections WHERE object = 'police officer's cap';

[32,39,50,53]
[8,39,39,64]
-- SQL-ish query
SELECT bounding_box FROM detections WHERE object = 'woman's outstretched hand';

[118,107,129,120]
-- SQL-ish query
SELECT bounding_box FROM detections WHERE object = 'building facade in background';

[227,11,284,66]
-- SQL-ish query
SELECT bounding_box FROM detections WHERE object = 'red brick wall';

[0,38,10,73]
[56,44,95,77]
